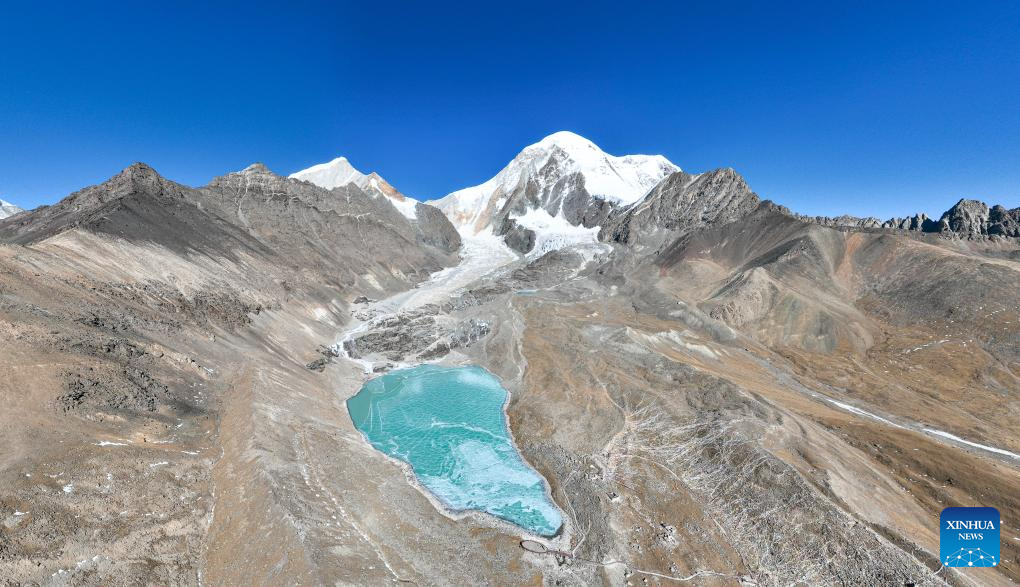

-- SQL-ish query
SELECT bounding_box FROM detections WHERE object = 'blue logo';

[940,507,1000,568]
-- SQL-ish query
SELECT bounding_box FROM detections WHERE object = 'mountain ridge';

[290,156,420,219]
[788,197,1020,238]
[428,132,1019,257]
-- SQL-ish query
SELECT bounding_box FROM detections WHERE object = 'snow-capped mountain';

[434,131,678,255]
[0,199,24,219]
[290,157,419,219]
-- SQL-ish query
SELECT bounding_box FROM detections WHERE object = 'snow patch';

[924,428,1020,460]
[824,398,902,428]
[661,330,719,359]
[369,176,418,219]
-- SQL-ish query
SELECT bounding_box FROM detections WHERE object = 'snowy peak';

[290,157,419,219]
[290,157,364,189]
[0,199,24,220]
[434,131,678,254]
[521,131,678,203]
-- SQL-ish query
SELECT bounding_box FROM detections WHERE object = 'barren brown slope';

[595,203,1020,583]
[0,163,461,584]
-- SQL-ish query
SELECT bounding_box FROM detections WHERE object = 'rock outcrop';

[599,168,761,247]
[500,218,537,254]
[412,202,462,253]
[935,198,990,237]
[791,198,1017,240]
[988,204,1020,237]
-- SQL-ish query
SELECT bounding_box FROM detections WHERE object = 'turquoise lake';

[346,364,562,537]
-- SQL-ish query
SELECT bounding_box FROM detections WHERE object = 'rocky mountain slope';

[599,168,762,248]
[0,140,1018,586]
[0,162,464,584]
[291,155,461,251]
[0,162,459,292]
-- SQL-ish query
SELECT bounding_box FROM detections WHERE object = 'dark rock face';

[570,195,616,229]
[541,172,617,229]
[936,198,990,237]
[988,205,1020,237]
[413,202,462,253]
[888,213,936,231]
[600,169,761,246]
[797,214,883,229]
[501,218,537,254]
[793,212,937,232]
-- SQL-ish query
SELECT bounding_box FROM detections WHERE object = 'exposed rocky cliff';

[989,204,1020,237]
[599,168,761,247]
[413,201,462,253]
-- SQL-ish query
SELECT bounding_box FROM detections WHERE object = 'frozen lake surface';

[347,365,562,536]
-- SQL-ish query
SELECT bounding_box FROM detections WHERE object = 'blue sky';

[1,1,1018,218]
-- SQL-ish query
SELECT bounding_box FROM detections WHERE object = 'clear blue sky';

[1,1,1018,218]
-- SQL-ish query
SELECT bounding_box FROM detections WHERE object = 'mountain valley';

[0,133,1018,586]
